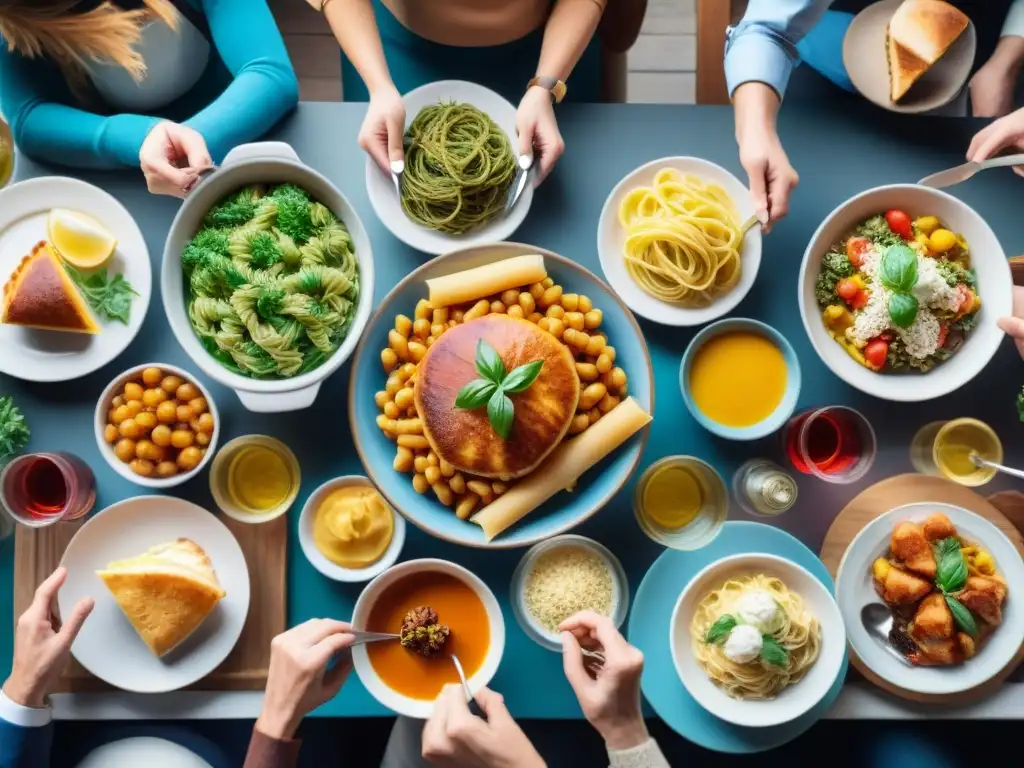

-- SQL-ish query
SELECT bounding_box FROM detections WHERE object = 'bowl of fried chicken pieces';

[836,503,1024,696]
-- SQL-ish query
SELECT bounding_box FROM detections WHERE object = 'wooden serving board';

[820,473,1024,704]
[13,513,286,693]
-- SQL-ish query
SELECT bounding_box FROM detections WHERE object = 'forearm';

[242,726,302,768]
[535,0,605,81]
[733,82,782,143]
[323,0,394,94]
[985,35,1024,79]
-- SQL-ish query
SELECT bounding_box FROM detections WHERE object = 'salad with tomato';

[815,209,980,373]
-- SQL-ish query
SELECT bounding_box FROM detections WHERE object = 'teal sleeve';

[185,0,300,163]
[0,45,159,169]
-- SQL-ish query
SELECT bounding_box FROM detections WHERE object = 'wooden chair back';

[696,0,747,104]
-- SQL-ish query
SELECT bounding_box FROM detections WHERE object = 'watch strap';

[528,76,567,104]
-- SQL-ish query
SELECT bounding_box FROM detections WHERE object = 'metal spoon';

[969,452,1024,481]
[504,154,534,216]
[390,160,405,200]
[918,153,1024,189]
[861,603,913,667]
[450,653,488,720]
[349,630,400,647]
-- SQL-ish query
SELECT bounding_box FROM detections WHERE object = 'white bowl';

[798,184,1012,401]
[352,558,505,718]
[365,80,533,256]
[162,141,375,413]
[671,553,847,729]
[836,501,1024,696]
[297,475,405,582]
[94,362,219,489]
[597,156,762,327]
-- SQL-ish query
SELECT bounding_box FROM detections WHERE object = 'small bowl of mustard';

[633,456,727,550]
[210,435,301,524]
[298,475,406,583]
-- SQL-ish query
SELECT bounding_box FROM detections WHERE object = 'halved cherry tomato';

[955,284,975,314]
[879,331,894,342]
[885,209,913,240]
[937,322,949,349]
[849,290,870,310]
[846,236,870,267]
[864,339,889,370]
[836,278,859,301]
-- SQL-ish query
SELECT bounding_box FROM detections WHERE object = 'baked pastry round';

[415,315,580,480]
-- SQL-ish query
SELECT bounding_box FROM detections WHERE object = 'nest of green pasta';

[181,183,360,379]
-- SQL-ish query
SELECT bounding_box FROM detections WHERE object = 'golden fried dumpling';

[2,241,98,333]
[415,315,580,480]
[97,538,226,658]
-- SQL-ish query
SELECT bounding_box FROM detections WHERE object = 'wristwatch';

[528,76,567,104]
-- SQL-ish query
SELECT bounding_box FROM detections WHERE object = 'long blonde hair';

[0,1,179,92]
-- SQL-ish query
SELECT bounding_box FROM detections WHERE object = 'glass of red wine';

[783,406,876,484]
[0,452,96,528]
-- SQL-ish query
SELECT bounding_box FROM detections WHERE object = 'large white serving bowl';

[162,142,375,413]
[352,559,505,718]
[597,156,761,327]
[365,80,533,256]
[670,553,847,729]
[58,496,250,693]
[798,184,1012,402]
[836,502,1024,696]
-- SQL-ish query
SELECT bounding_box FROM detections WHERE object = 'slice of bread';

[888,0,969,102]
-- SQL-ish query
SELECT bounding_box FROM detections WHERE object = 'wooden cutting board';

[820,473,1024,704]
[13,513,286,693]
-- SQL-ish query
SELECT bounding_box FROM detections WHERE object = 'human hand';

[516,86,564,185]
[255,619,355,741]
[139,121,213,198]
[967,107,1024,178]
[2,567,93,708]
[997,284,1024,359]
[359,84,406,175]
[421,685,545,768]
[560,611,647,752]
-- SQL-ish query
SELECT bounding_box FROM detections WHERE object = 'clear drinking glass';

[783,405,876,484]
[0,452,96,528]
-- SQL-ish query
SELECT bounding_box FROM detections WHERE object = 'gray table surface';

[2,102,1023,721]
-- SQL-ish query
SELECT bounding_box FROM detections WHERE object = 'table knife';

[918,153,1024,189]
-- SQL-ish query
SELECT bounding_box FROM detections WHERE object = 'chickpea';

[394,388,415,410]
[388,330,409,361]
[130,459,155,477]
[189,397,208,416]
[537,317,551,333]
[176,382,200,402]
[125,400,143,417]
[156,401,177,424]
[489,301,505,314]
[385,376,403,397]
[599,394,621,414]
[412,473,430,494]
[124,382,144,401]
[542,277,554,288]
[374,391,390,409]
[160,375,184,395]
[561,293,580,312]
[576,362,599,381]
[413,318,431,338]
[569,413,590,435]
[395,314,413,338]
[196,432,211,447]
[565,329,590,351]
[135,411,158,431]
[397,362,417,382]
[587,408,602,425]
[408,341,427,363]
[432,308,449,325]
[464,299,490,322]
[585,335,606,356]
[394,418,423,436]
[578,295,593,313]
[151,424,172,447]
[529,282,545,300]
[119,418,142,439]
[449,473,466,494]
[518,292,536,314]
[112,404,132,424]
[545,304,565,320]
[111,395,126,409]
[376,414,397,435]
[413,455,429,474]
[507,304,525,320]
[381,347,398,372]
[171,429,195,449]
[176,404,195,423]
[135,440,161,462]
[432,482,454,506]
[455,494,479,520]
[579,382,608,411]
[603,345,616,363]
[414,299,433,320]
[540,285,563,308]
[155,461,178,478]
[425,465,442,485]
[397,434,430,450]
[197,413,215,434]
[439,458,455,478]
[394,446,414,473]
[528,312,543,325]
[583,309,603,330]
[608,367,627,390]
[141,367,162,387]
[177,446,203,471]
[113,438,135,462]
[142,388,167,408]
[466,479,492,500]
[384,401,400,419]
[548,318,566,338]
[492,481,507,496]
[564,311,585,331]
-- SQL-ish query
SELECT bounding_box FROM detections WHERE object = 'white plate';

[76,738,213,768]
[835,502,1024,696]
[58,496,250,693]
[365,80,533,256]
[670,553,847,729]
[597,156,762,327]
[0,177,151,382]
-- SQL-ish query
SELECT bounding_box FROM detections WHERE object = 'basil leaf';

[454,379,497,410]
[501,360,543,394]
[880,245,919,293]
[475,339,507,385]
[760,635,789,668]
[945,595,978,638]
[705,615,737,645]
[888,292,919,328]
[487,389,514,440]
[935,538,967,594]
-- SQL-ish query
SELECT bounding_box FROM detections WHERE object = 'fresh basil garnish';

[934,537,967,594]
[475,338,507,385]
[705,615,737,645]
[455,340,543,441]
[760,635,789,668]
[888,292,919,328]
[501,359,544,394]
[486,390,515,441]
[454,379,497,410]
[880,245,919,293]
[944,595,978,638]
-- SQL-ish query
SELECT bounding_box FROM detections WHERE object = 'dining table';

[1,100,1023,724]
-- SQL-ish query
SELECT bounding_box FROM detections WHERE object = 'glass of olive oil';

[633,456,727,550]
[909,418,1002,486]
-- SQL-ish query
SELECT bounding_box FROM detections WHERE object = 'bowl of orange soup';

[351,558,505,718]
[680,318,801,440]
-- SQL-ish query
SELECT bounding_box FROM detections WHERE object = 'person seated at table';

[0,0,299,197]
[726,0,1024,234]
[304,0,645,186]
[242,611,670,767]
[0,567,94,768]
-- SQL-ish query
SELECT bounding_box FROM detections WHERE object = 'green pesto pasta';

[181,183,359,379]
[401,102,517,235]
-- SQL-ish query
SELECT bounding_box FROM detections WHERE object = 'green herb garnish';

[704,615,737,645]
[879,245,920,327]
[814,248,855,307]
[64,264,138,324]
[454,339,543,440]
[0,396,29,463]
[1017,387,1024,423]
[760,635,789,668]
[934,537,967,594]
[888,293,919,328]
[944,595,979,638]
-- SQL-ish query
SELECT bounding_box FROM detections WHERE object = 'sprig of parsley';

[64,264,138,324]
[0,396,30,463]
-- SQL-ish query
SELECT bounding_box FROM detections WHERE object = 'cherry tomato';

[885,209,913,240]
[846,236,870,267]
[880,331,894,342]
[955,284,975,314]
[937,322,949,349]
[849,290,870,310]
[836,278,859,301]
[864,339,889,370]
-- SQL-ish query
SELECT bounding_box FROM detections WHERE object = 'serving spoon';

[969,452,1024,482]
[349,630,400,647]
[861,603,914,667]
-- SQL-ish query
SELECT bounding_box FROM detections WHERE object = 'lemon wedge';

[47,209,117,269]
